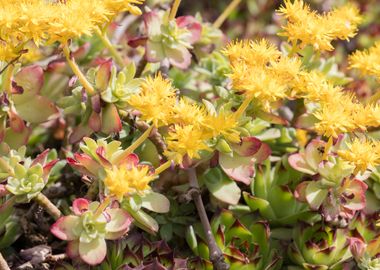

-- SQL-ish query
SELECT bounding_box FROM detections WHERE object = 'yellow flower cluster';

[338,138,380,175]
[223,39,302,111]
[104,165,156,200]
[277,0,362,51]
[349,41,380,80]
[224,37,380,139]
[0,0,143,61]
[127,74,242,164]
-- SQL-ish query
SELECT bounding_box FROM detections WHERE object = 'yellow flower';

[313,101,356,138]
[349,41,380,80]
[128,73,177,127]
[203,110,241,144]
[104,0,144,16]
[277,0,362,51]
[104,164,156,200]
[338,138,380,174]
[169,98,207,127]
[223,39,281,67]
[164,125,212,164]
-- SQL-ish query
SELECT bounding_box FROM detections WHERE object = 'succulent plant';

[187,209,283,270]
[243,159,318,226]
[289,138,368,225]
[51,198,133,265]
[287,223,352,270]
[0,145,58,203]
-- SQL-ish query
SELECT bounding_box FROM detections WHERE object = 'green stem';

[155,160,172,175]
[115,125,154,164]
[62,44,95,96]
[234,97,253,119]
[95,28,124,67]
[213,0,241,28]
[35,193,62,220]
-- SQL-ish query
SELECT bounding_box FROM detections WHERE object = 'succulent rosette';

[0,146,58,203]
[51,198,133,265]
[288,223,352,269]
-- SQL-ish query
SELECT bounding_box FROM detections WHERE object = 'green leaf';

[141,192,170,213]
[202,168,241,205]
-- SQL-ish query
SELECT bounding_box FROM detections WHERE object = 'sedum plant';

[1,0,380,270]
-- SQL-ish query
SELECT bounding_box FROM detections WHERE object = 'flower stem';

[213,0,241,29]
[322,136,333,160]
[62,44,95,96]
[155,160,172,175]
[94,196,111,218]
[115,125,154,164]
[187,168,229,270]
[95,28,124,67]
[35,193,62,220]
[0,252,10,270]
[234,96,252,119]
[169,0,181,20]
[3,64,15,95]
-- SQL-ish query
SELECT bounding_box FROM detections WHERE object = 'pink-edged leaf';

[14,96,58,123]
[42,160,58,178]
[8,107,25,132]
[252,143,271,163]
[167,46,192,69]
[231,137,262,157]
[294,181,310,202]
[67,240,80,259]
[4,126,31,149]
[68,153,102,177]
[69,124,93,144]
[50,215,80,241]
[341,179,367,211]
[0,184,9,197]
[96,147,112,167]
[79,238,107,265]
[143,11,161,37]
[348,237,366,259]
[120,153,139,169]
[219,153,254,185]
[176,16,202,44]
[101,103,122,134]
[91,94,101,114]
[46,59,70,74]
[89,111,102,132]
[305,139,325,171]
[105,208,133,237]
[95,59,112,91]
[128,36,148,48]
[72,198,90,216]
[14,65,44,97]
[31,149,50,166]
[288,153,315,175]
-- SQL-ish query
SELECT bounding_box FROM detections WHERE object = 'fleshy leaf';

[79,238,107,265]
[141,192,170,213]
[51,215,80,241]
